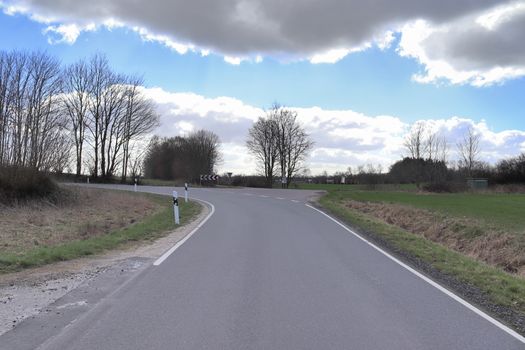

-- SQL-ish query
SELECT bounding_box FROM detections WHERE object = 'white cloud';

[398,2,525,86]
[139,87,525,175]
[376,30,396,50]
[310,48,353,64]
[132,27,194,55]
[224,56,243,65]
[43,23,82,44]
[5,0,525,84]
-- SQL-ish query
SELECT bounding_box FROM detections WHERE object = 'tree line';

[310,122,524,191]
[0,50,159,180]
[143,130,221,183]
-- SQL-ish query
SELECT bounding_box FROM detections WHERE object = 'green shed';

[466,178,488,190]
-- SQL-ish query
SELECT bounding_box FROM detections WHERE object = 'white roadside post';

[184,183,188,203]
[87,177,89,184]
[173,191,180,225]
[134,177,137,192]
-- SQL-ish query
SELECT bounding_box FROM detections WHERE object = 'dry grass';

[345,200,525,276]
[486,184,525,194]
[0,187,159,256]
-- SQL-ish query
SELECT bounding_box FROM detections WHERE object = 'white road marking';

[154,199,215,266]
[305,204,525,344]
[259,195,269,198]
[56,301,88,309]
[243,193,253,196]
[291,200,300,203]
[276,197,285,200]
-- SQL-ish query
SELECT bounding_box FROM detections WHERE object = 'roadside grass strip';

[0,192,201,273]
[317,191,525,336]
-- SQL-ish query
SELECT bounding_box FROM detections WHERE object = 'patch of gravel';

[0,199,208,337]
[0,270,104,335]
[310,200,525,336]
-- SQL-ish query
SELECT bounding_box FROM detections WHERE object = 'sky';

[1,0,524,175]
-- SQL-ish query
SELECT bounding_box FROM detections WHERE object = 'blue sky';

[2,11,524,130]
[1,1,524,173]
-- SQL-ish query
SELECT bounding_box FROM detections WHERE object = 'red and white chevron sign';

[200,174,220,181]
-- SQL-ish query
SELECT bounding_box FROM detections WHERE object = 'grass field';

[0,188,201,273]
[327,190,525,232]
[291,183,418,191]
[140,178,184,187]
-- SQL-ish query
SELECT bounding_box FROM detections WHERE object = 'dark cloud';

[7,0,502,55]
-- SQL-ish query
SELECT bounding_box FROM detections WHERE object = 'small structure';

[466,178,488,190]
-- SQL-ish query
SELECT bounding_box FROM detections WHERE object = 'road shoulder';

[0,199,210,339]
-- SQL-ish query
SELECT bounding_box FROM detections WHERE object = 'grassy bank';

[316,187,525,331]
[0,189,201,273]
[338,190,525,231]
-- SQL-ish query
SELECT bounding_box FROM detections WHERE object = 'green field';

[291,183,418,191]
[140,178,185,187]
[326,190,525,232]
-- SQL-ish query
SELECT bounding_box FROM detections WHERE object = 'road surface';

[1,185,523,349]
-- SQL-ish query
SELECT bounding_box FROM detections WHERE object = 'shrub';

[227,175,268,188]
[422,181,467,193]
[0,166,59,204]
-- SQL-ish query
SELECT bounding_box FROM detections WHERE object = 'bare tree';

[127,142,147,181]
[457,126,481,177]
[120,77,159,182]
[425,131,437,160]
[99,73,129,178]
[0,52,14,166]
[272,104,314,188]
[246,114,279,187]
[86,54,111,177]
[62,59,90,176]
[404,122,425,159]
[0,51,68,171]
[436,136,449,163]
[1,50,158,180]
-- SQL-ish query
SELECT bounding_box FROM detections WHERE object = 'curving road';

[1,185,524,349]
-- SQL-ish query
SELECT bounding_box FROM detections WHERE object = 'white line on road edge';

[291,200,300,203]
[305,203,525,344]
[153,199,215,266]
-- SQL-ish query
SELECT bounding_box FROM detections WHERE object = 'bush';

[495,153,525,184]
[389,157,448,184]
[227,175,268,188]
[422,181,467,193]
[0,166,59,204]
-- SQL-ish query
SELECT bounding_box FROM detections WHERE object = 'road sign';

[200,174,220,181]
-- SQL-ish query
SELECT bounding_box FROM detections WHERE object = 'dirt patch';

[0,187,159,255]
[0,199,208,336]
[344,200,525,276]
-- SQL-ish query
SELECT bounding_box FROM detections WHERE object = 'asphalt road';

[1,185,524,349]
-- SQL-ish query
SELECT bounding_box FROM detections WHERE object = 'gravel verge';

[0,199,208,336]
